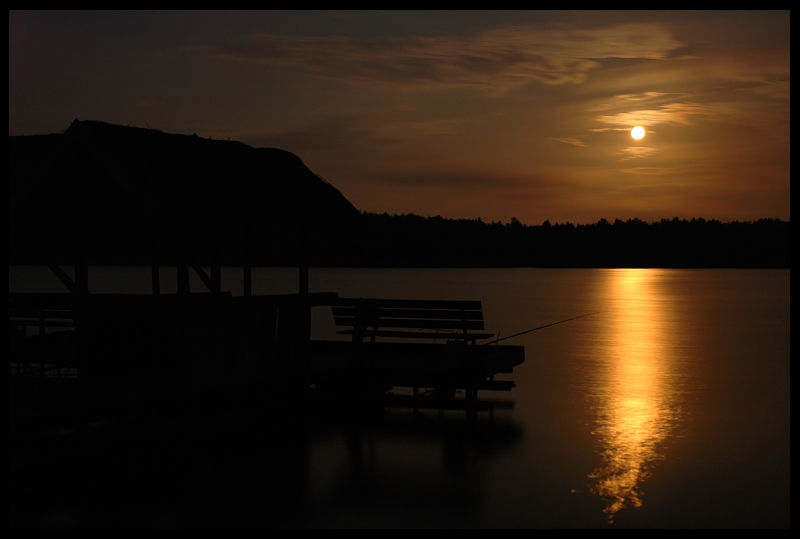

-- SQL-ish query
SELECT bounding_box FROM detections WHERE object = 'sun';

[631,126,645,140]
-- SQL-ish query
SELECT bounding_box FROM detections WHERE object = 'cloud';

[364,167,576,197]
[618,146,657,161]
[597,102,711,128]
[587,91,685,112]
[240,113,471,154]
[615,92,668,101]
[552,137,586,147]
[204,23,684,91]
[621,165,700,175]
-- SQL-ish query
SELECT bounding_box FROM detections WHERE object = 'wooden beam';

[46,264,77,293]
[192,265,213,292]
[151,265,160,295]
[336,298,483,310]
[299,265,309,296]
[73,226,88,294]
[243,265,252,297]
[177,264,190,295]
[211,264,221,294]
[210,236,221,294]
[150,237,160,295]
[243,219,252,297]
[75,263,88,294]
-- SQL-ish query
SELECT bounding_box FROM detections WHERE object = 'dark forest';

[337,213,790,268]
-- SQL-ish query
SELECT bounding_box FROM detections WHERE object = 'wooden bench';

[9,293,77,336]
[332,298,494,345]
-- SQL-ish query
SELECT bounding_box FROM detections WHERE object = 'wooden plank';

[243,265,251,297]
[474,380,516,391]
[75,263,88,294]
[333,317,485,331]
[8,309,74,319]
[230,292,339,308]
[192,265,213,292]
[336,298,482,310]
[46,264,77,293]
[177,264,190,295]
[151,237,160,295]
[211,265,221,294]
[332,307,483,320]
[9,319,75,328]
[9,293,77,307]
[151,264,160,295]
[299,265,308,296]
[337,329,494,340]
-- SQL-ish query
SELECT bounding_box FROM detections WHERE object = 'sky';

[9,11,790,225]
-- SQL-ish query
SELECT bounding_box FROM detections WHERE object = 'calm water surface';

[9,267,790,527]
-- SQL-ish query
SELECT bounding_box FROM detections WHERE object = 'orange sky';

[9,11,790,224]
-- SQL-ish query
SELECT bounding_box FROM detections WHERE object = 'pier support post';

[211,235,221,294]
[151,234,160,295]
[151,265,160,295]
[243,219,252,297]
[177,245,190,295]
[75,263,88,295]
[74,234,88,295]
[177,264,190,295]
[243,265,251,297]
[211,265,221,294]
[298,219,310,341]
[466,387,478,423]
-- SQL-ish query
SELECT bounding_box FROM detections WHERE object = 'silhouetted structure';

[9,121,524,406]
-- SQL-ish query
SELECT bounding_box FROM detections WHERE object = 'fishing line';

[483,312,598,345]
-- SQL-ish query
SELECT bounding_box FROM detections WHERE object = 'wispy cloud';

[242,113,470,153]
[204,23,684,91]
[551,137,586,147]
[621,165,700,175]
[618,147,657,161]
[587,92,687,112]
[615,92,669,102]
[597,102,710,128]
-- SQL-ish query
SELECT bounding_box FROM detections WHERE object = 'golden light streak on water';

[587,269,681,522]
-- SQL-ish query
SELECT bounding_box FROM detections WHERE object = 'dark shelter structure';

[8,120,523,398]
[9,120,361,383]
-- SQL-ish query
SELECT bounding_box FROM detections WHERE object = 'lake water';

[9,267,790,527]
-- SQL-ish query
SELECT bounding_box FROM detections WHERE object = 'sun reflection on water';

[587,269,681,522]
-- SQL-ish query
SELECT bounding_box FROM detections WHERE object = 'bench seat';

[336,329,494,341]
[333,298,493,344]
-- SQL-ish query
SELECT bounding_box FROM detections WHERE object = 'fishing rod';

[483,312,599,345]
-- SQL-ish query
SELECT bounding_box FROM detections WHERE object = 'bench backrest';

[9,293,77,336]
[332,298,493,344]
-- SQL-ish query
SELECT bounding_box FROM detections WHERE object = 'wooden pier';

[10,283,524,412]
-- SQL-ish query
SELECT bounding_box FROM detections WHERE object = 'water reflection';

[308,408,522,527]
[587,269,682,522]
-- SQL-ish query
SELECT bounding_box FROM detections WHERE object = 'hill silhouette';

[8,121,789,268]
[9,120,360,266]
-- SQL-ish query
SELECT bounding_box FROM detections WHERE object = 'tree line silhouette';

[332,213,790,268]
[9,210,789,268]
